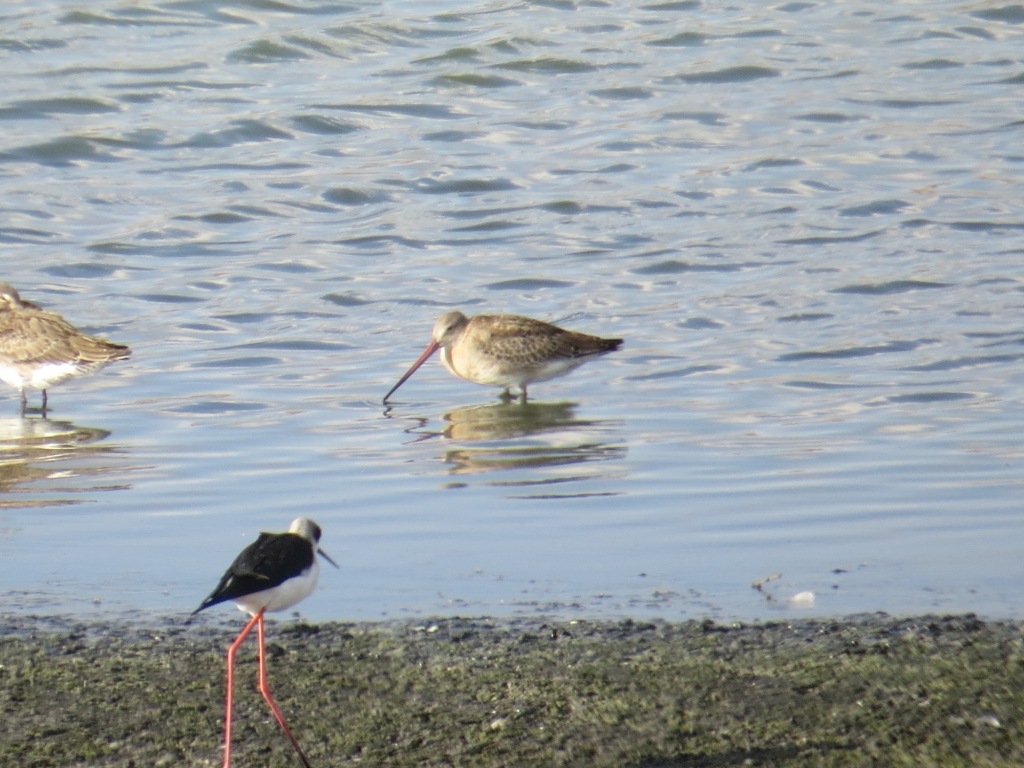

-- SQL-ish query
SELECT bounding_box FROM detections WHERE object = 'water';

[0,0,1022,624]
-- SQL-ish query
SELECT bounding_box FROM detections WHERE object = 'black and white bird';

[0,282,130,416]
[193,517,338,768]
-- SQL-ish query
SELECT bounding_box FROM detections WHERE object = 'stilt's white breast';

[234,561,321,615]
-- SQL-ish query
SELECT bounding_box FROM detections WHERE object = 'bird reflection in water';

[436,401,626,486]
[0,417,122,506]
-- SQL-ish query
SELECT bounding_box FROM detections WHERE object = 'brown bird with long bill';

[383,310,622,403]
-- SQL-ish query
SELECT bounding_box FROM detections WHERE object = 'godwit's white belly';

[441,345,588,388]
[0,361,81,391]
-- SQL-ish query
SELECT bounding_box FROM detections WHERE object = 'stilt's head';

[383,311,470,403]
[290,517,339,568]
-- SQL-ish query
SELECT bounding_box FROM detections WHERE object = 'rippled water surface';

[1,0,1022,623]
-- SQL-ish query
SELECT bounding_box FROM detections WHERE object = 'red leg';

[257,613,313,767]
[223,610,263,768]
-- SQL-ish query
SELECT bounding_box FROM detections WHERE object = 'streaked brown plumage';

[384,311,622,403]
[0,282,131,415]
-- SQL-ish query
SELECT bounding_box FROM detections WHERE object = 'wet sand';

[1,613,1021,767]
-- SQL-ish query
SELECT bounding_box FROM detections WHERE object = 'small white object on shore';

[788,591,815,608]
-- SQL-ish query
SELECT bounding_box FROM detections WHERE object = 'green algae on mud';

[1,613,1023,767]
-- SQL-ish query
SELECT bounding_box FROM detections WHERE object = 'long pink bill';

[383,340,440,403]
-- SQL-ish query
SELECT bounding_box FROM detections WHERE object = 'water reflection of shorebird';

[383,311,622,403]
[0,417,114,503]
[192,518,339,768]
[0,283,130,416]
[441,401,584,442]
[438,402,627,485]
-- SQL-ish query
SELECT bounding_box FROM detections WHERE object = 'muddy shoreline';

[1,613,1021,766]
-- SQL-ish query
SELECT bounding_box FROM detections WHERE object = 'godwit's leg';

[41,389,48,415]
[256,613,313,767]
[19,389,27,417]
[519,385,528,403]
[224,610,263,768]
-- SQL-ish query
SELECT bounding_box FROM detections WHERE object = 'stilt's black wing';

[192,532,313,614]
